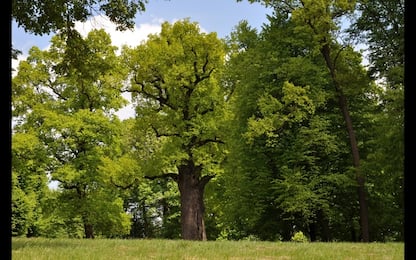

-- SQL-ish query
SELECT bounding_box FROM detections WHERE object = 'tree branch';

[144,172,179,182]
[48,80,68,101]
[199,174,215,189]
[110,176,137,190]
[150,124,180,138]
[133,74,176,110]
[194,137,225,147]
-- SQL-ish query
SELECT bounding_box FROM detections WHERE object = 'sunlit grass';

[12,237,404,260]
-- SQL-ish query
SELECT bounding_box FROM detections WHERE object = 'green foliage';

[350,0,404,82]
[216,1,400,242]
[12,28,132,238]
[291,231,309,243]
[12,0,148,35]
[122,19,227,178]
[11,0,403,241]
[32,190,80,238]
[11,177,36,236]
[244,81,315,145]
[348,0,404,240]
[123,179,181,239]
[218,14,348,241]
[234,0,404,243]
[11,131,50,237]
[122,19,229,239]
[241,234,261,241]
[358,83,404,241]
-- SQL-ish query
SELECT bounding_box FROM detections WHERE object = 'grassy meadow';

[12,237,404,260]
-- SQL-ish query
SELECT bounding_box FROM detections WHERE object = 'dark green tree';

[11,0,151,66]
[12,0,149,35]
[217,19,355,241]
[349,0,404,84]
[239,0,374,241]
[347,0,404,242]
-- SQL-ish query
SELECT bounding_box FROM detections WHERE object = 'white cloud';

[74,15,208,51]
[74,15,164,52]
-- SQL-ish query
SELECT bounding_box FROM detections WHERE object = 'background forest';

[11,0,404,242]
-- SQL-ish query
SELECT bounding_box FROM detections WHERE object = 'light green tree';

[12,132,49,236]
[12,29,131,238]
[122,19,228,240]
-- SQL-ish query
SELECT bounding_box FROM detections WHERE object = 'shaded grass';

[12,237,404,260]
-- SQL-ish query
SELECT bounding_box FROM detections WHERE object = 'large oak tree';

[122,19,228,240]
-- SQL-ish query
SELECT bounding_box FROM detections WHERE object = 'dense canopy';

[12,0,403,242]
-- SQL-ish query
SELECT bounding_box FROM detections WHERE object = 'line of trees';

[12,0,404,242]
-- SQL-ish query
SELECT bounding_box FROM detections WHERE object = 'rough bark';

[177,162,210,240]
[320,44,369,242]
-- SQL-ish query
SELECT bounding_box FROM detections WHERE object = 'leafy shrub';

[291,231,309,242]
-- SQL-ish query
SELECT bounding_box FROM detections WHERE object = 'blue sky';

[12,0,273,55]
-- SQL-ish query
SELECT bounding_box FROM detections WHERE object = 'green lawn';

[12,237,404,260]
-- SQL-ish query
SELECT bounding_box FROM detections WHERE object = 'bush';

[291,231,309,242]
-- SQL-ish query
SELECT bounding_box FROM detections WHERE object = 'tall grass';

[12,237,404,260]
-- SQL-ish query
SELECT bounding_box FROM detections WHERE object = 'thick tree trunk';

[321,44,369,242]
[83,223,95,239]
[177,163,208,240]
